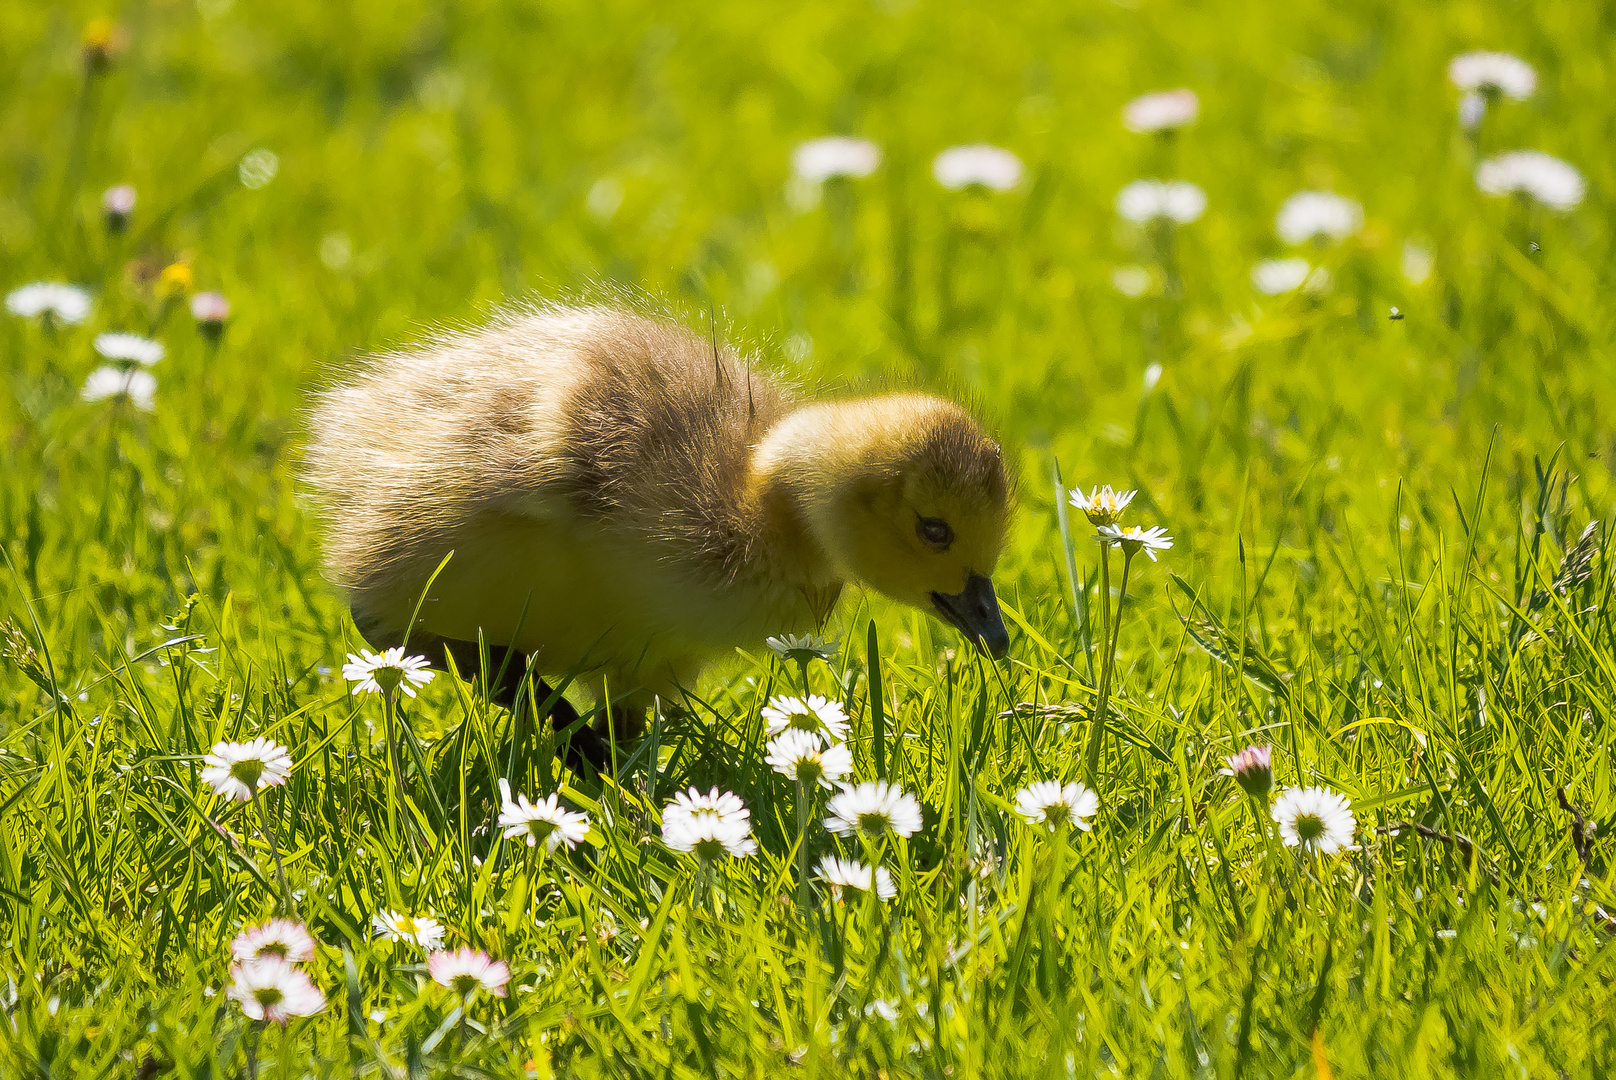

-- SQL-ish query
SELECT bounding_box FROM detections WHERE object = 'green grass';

[3,0,1616,1075]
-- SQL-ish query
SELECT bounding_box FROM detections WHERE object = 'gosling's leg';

[435,638,609,773]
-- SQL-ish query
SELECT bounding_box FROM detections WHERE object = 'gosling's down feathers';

[305,305,1013,705]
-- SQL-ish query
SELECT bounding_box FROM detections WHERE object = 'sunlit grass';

[2,0,1614,1076]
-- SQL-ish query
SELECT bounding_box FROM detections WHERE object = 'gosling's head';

[766,394,1014,657]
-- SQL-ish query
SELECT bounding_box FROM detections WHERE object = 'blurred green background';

[3,0,1615,1075]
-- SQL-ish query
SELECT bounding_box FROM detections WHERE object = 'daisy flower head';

[1123,88,1199,133]
[1476,151,1585,212]
[792,136,881,183]
[1221,745,1273,799]
[1111,265,1154,298]
[95,332,165,366]
[1069,484,1136,528]
[932,145,1023,192]
[371,909,446,950]
[1448,51,1535,100]
[1097,523,1174,562]
[342,647,435,698]
[1116,180,1206,225]
[762,694,849,742]
[81,366,157,411]
[825,781,924,838]
[7,282,92,325]
[1275,191,1363,246]
[231,919,317,964]
[102,184,135,230]
[1013,780,1099,831]
[201,737,293,801]
[428,947,511,999]
[191,291,231,330]
[228,958,325,1026]
[1272,786,1356,854]
[1252,258,1331,296]
[765,632,838,665]
[817,856,897,902]
[661,787,757,860]
[496,778,591,852]
[765,728,853,789]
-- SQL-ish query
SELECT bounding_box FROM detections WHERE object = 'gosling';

[306,305,1012,753]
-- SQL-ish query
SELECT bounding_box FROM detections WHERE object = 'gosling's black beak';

[930,573,1010,659]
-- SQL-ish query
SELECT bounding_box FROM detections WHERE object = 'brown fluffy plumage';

[305,304,1012,708]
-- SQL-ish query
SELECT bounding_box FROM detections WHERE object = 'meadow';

[2,0,1615,1075]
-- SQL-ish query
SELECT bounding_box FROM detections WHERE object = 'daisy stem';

[251,785,293,913]
[380,688,404,845]
[796,657,811,697]
[795,779,810,916]
[1085,544,1134,783]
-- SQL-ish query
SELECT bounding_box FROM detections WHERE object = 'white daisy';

[1116,180,1206,225]
[427,947,510,998]
[932,145,1023,192]
[231,919,316,964]
[342,647,435,698]
[1013,780,1099,831]
[765,632,838,664]
[761,694,849,742]
[1110,265,1153,298]
[1068,485,1136,528]
[792,136,881,182]
[1097,523,1174,561]
[191,291,231,326]
[1447,51,1536,99]
[201,737,293,801]
[94,332,165,366]
[1251,257,1313,295]
[1401,241,1434,286]
[661,786,757,859]
[764,729,853,789]
[1476,151,1585,211]
[817,856,896,901]
[1275,191,1362,245]
[824,781,924,838]
[496,778,591,852]
[239,148,279,189]
[1220,745,1273,799]
[371,909,446,950]
[1272,786,1356,854]
[1123,88,1199,133]
[228,958,325,1026]
[81,366,157,411]
[6,282,92,324]
[102,184,135,227]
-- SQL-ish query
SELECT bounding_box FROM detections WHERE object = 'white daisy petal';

[792,137,881,182]
[228,958,325,1025]
[201,737,293,801]
[1275,191,1362,245]
[765,729,853,789]
[817,856,897,901]
[370,909,446,950]
[824,781,924,838]
[1123,88,1199,133]
[428,947,510,998]
[1476,151,1585,211]
[661,787,756,859]
[342,647,436,697]
[81,365,157,410]
[1448,51,1535,99]
[932,145,1023,192]
[94,332,165,366]
[761,694,849,742]
[6,282,92,324]
[1013,780,1099,831]
[496,780,591,852]
[1272,786,1356,854]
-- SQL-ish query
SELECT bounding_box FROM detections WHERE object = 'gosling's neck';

[745,400,889,593]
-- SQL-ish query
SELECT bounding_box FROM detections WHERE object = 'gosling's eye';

[917,517,954,550]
